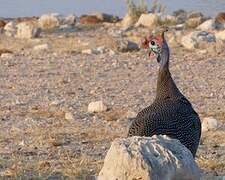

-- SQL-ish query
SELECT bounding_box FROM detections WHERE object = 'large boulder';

[215,12,225,30]
[181,31,216,49]
[197,19,215,31]
[215,30,225,41]
[173,9,187,24]
[99,136,200,180]
[0,19,6,28]
[4,21,17,37]
[62,14,76,26]
[16,22,41,39]
[79,15,102,25]
[181,32,198,49]
[38,13,61,29]
[94,12,119,23]
[120,14,136,29]
[135,13,159,28]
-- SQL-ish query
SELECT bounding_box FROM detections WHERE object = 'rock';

[0,19,6,28]
[167,30,184,47]
[98,136,200,180]
[185,17,203,28]
[125,110,137,119]
[202,117,218,132]
[65,112,74,120]
[79,15,102,25]
[0,49,13,56]
[116,39,139,52]
[135,13,159,28]
[15,16,38,23]
[120,14,136,29]
[33,44,51,51]
[1,53,14,59]
[196,31,216,42]
[187,11,204,19]
[181,31,216,49]
[16,22,41,39]
[63,14,76,26]
[88,101,107,113]
[215,12,225,30]
[197,19,215,31]
[4,21,17,37]
[173,9,187,24]
[82,49,95,55]
[38,14,60,29]
[215,30,225,40]
[181,33,198,49]
[94,12,119,23]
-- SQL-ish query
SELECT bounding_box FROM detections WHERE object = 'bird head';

[141,27,170,65]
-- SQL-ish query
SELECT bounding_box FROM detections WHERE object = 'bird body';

[128,29,201,157]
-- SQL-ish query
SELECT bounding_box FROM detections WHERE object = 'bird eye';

[151,41,155,45]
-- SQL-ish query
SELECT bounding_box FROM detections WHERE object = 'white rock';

[38,13,60,29]
[4,21,17,37]
[99,136,200,180]
[1,53,13,59]
[181,32,198,49]
[135,13,159,28]
[121,14,135,29]
[63,14,76,25]
[197,19,215,31]
[65,112,74,120]
[215,30,225,40]
[88,101,107,113]
[33,44,51,51]
[126,110,137,119]
[82,49,99,55]
[202,117,218,132]
[16,22,41,39]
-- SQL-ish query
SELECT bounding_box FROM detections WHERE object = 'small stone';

[65,112,74,120]
[82,49,99,55]
[126,110,137,119]
[1,53,14,59]
[88,101,107,113]
[33,44,51,51]
[202,117,218,132]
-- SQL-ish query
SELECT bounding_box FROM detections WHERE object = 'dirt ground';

[0,25,225,179]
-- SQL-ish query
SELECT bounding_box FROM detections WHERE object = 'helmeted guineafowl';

[128,28,201,158]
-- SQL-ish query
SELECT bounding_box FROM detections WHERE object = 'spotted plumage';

[128,29,201,157]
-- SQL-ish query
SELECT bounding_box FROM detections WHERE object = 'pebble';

[202,117,218,132]
[1,53,14,59]
[65,112,74,120]
[33,43,51,51]
[88,101,107,113]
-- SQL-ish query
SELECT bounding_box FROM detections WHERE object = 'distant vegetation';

[125,0,166,19]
